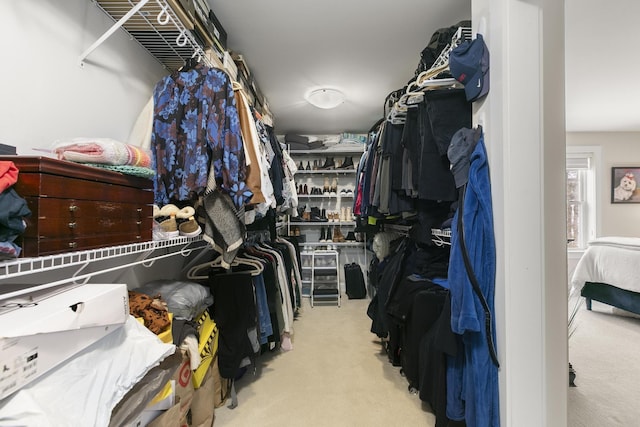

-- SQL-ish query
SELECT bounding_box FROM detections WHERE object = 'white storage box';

[0,283,128,399]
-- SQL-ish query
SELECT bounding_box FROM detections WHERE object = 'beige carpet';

[213,298,436,426]
[213,297,640,426]
[568,301,640,426]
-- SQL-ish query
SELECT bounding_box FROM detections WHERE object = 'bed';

[570,236,640,315]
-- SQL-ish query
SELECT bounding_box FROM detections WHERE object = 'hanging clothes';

[207,269,257,379]
[446,129,499,427]
[233,82,266,205]
[151,62,251,209]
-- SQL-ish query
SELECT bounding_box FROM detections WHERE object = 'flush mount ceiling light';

[305,88,345,109]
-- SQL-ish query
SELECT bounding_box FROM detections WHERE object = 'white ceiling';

[565,0,640,132]
[210,0,640,135]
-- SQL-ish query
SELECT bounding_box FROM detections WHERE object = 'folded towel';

[53,138,152,168]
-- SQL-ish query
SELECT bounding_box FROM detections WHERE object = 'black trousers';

[208,270,256,379]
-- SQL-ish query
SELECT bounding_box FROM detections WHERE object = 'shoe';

[345,231,356,241]
[159,213,179,238]
[159,204,180,217]
[323,177,330,195]
[303,184,308,195]
[179,216,202,237]
[319,227,327,242]
[338,156,354,169]
[346,207,352,221]
[340,207,346,222]
[313,159,319,170]
[176,206,195,219]
[339,189,347,196]
[330,178,338,195]
[305,161,311,170]
[319,157,335,170]
[332,226,345,243]
[298,161,304,170]
[311,207,327,222]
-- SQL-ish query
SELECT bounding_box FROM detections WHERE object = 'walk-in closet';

[0,1,569,426]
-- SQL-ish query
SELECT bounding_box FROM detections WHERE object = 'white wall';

[0,0,167,154]
[475,0,568,425]
[567,132,640,237]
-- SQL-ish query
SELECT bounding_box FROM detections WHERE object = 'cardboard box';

[223,51,238,81]
[0,284,128,399]
[208,9,227,49]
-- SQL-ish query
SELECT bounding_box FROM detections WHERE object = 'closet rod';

[79,0,151,66]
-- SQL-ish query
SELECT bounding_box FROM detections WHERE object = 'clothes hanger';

[180,51,201,72]
[186,253,222,280]
[186,251,264,279]
[232,250,264,275]
[414,26,472,90]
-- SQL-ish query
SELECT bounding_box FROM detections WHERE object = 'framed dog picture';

[611,167,640,203]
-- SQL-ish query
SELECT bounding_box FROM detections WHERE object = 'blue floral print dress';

[152,63,252,209]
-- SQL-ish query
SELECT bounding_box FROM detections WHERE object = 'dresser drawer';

[0,156,155,257]
[20,232,151,256]
[22,197,152,239]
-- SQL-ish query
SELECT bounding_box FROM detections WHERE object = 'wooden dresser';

[0,156,154,257]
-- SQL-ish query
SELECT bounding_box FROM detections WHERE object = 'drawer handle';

[69,205,78,212]
[68,242,78,248]
[68,222,77,229]
[136,220,142,225]
[137,208,142,213]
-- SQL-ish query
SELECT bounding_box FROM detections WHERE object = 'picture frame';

[611,167,640,203]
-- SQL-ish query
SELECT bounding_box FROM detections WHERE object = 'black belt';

[457,185,500,367]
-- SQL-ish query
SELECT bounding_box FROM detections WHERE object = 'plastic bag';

[136,279,213,320]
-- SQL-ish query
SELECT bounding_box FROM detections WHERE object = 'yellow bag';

[191,310,219,389]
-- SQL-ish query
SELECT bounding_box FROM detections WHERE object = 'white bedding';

[570,236,640,294]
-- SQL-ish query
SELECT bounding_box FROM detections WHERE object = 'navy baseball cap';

[449,33,490,102]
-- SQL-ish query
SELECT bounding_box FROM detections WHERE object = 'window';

[566,147,599,250]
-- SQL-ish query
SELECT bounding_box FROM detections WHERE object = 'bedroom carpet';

[568,301,640,426]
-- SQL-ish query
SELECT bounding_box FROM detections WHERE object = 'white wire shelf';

[85,0,209,71]
[296,194,354,198]
[0,236,205,281]
[294,169,356,174]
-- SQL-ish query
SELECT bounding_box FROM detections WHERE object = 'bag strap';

[457,185,500,367]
